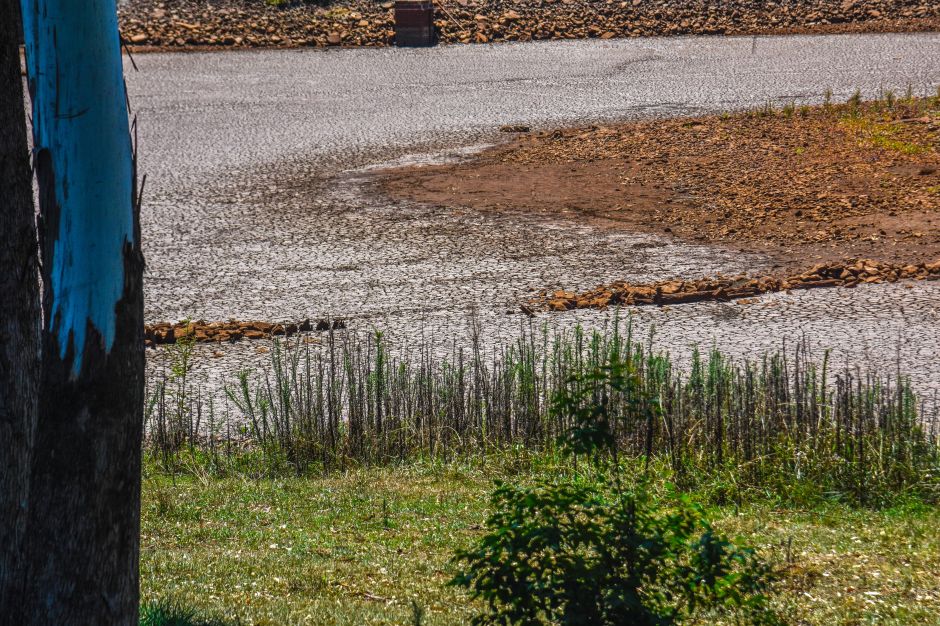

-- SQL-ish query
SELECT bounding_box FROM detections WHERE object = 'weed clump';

[451,357,779,625]
[140,599,235,626]
[146,318,939,507]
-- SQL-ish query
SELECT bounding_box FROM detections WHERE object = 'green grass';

[866,132,926,155]
[141,599,236,625]
[722,503,940,625]
[838,98,936,156]
[141,460,496,625]
[140,459,940,625]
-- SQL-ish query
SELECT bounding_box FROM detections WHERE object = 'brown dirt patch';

[381,97,940,271]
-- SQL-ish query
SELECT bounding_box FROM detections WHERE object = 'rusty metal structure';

[394,0,435,47]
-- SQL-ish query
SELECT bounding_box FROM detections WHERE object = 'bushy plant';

[451,358,779,625]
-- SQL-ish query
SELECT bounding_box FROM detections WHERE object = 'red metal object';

[394,0,435,47]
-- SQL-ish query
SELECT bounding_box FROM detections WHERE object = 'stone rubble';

[119,0,940,49]
[533,259,940,311]
[144,318,346,347]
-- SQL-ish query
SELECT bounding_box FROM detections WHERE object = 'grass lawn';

[140,459,940,626]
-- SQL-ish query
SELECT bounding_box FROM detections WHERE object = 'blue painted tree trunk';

[17,1,145,624]
[20,0,134,372]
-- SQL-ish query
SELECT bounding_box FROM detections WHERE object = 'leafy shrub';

[451,359,779,625]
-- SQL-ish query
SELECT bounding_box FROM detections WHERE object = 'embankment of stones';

[534,259,940,312]
[120,0,939,49]
[144,318,345,346]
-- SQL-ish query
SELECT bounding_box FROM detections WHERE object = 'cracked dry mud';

[131,34,940,398]
[383,98,940,313]
[384,100,940,268]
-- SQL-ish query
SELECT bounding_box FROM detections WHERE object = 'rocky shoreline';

[119,0,939,49]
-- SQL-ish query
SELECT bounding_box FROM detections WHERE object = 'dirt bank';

[119,0,940,49]
[382,97,940,274]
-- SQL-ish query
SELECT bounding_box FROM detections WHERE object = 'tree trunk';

[18,1,145,623]
[0,0,40,618]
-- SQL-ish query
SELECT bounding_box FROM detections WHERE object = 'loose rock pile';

[533,259,940,311]
[119,0,939,49]
[144,318,345,346]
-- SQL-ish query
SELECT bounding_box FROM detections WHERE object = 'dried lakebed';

[131,35,940,397]
[146,166,940,399]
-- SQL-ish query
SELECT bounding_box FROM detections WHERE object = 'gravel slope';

[119,0,940,49]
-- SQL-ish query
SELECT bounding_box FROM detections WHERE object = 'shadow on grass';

[140,600,238,626]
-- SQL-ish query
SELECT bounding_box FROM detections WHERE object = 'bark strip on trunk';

[18,0,145,623]
[0,0,40,616]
